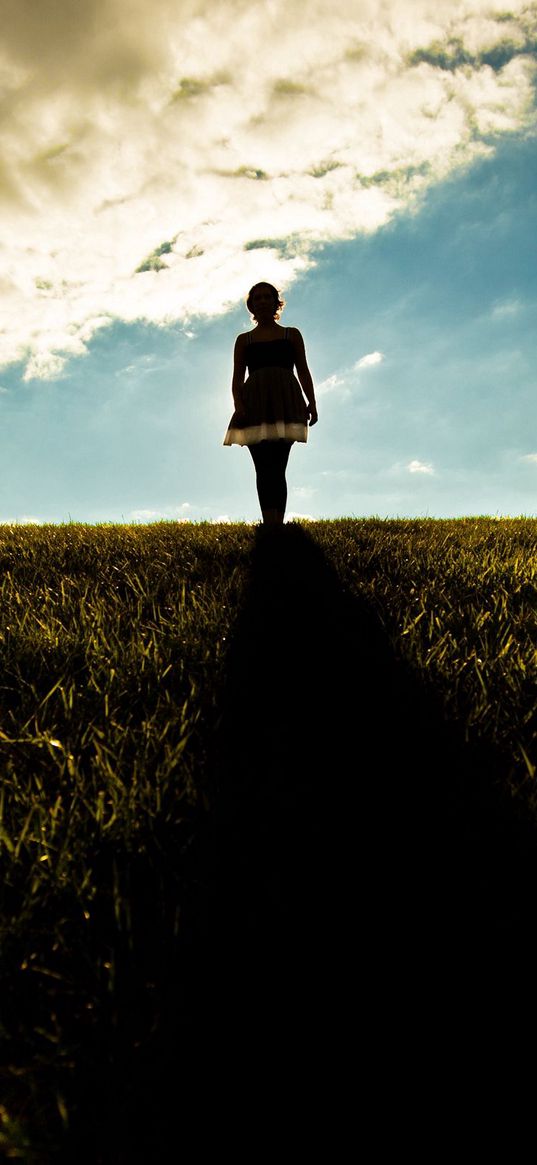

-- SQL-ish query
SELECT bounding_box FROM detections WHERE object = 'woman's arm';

[231,334,247,414]
[290,328,318,425]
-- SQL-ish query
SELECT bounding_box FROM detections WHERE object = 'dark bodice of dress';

[246,339,295,373]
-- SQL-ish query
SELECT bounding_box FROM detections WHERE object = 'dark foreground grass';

[1,518,536,1158]
[307,517,536,799]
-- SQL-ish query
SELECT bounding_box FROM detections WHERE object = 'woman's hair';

[246,282,285,321]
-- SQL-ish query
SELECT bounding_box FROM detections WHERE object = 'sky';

[1,0,536,523]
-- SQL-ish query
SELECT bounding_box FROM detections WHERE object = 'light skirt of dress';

[223,365,309,447]
[224,420,307,446]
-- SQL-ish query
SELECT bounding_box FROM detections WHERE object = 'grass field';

[1,517,536,1159]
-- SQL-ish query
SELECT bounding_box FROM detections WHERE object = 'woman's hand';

[307,402,318,426]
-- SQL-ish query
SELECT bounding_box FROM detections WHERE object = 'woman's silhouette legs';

[248,440,292,525]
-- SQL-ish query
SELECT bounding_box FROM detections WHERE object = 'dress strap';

[285,327,288,339]
[246,332,252,345]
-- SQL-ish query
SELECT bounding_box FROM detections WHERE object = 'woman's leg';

[249,442,279,524]
[271,440,292,524]
[248,440,292,525]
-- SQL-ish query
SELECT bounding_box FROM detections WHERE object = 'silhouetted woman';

[223,282,318,525]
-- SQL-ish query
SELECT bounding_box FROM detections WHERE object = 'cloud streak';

[355,352,384,368]
[2,0,536,377]
[128,503,192,521]
[408,460,435,474]
[317,350,385,394]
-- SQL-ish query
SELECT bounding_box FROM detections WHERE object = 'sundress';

[223,328,309,446]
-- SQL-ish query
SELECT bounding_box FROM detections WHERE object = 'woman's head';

[246,282,285,321]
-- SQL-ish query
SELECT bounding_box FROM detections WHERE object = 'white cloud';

[128,502,192,521]
[2,515,43,525]
[317,373,346,396]
[491,299,523,318]
[521,453,537,464]
[24,352,68,382]
[1,0,536,377]
[408,459,435,474]
[355,352,384,369]
[318,351,384,395]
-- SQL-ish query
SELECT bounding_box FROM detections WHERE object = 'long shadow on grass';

[64,523,536,1157]
[209,523,537,1041]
